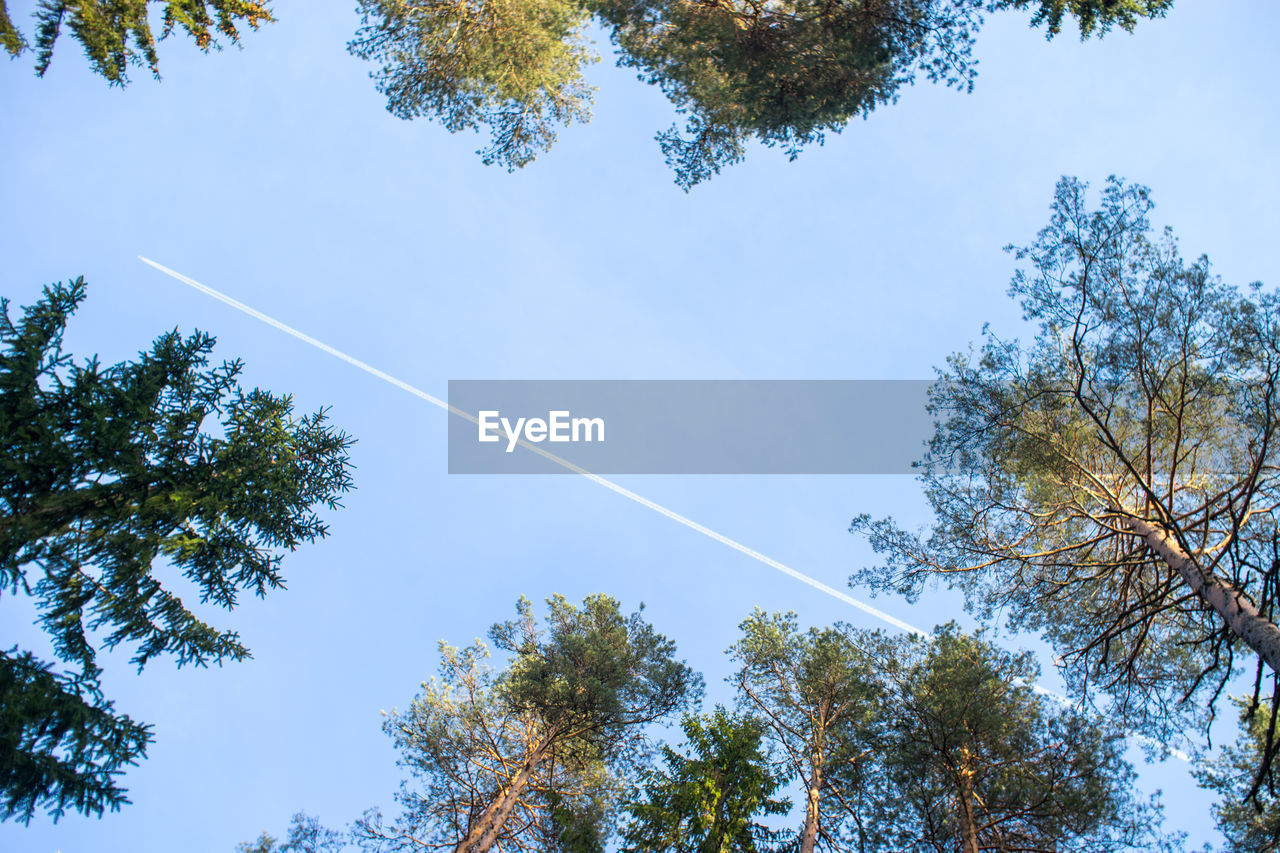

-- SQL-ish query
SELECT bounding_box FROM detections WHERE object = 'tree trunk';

[453,737,552,853]
[799,757,823,853]
[1127,517,1280,676]
[955,771,980,853]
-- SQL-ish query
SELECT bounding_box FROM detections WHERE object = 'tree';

[236,812,353,853]
[862,625,1166,853]
[728,610,886,853]
[353,594,700,853]
[594,0,983,190]
[999,0,1174,37]
[1195,697,1280,852]
[347,0,1172,188]
[347,0,596,172]
[1,278,354,822]
[619,708,787,853]
[0,0,273,85]
[541,787,611,853]
[0,647,149,824]
[850,176,1280,772]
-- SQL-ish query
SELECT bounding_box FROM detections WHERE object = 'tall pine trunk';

[799,755,823,853]
[955,769,980,853]
[453,737,552,853]
[1128,517,1280,675]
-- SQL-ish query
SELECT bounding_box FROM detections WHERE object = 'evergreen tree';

[851,175,1280,775]
[0,0,273,84]
[620,708,787,853]
[729,610,885,853]
[236,811,353,853]
[0,648,148,824]
[353,594,700,853]
[1195,697,1280,852]
[862,625,1169,852]
[1,278,354,822]
[347,0,596,173]
[348,0,1173,187]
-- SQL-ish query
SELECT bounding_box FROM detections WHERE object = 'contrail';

[137,256,926,637]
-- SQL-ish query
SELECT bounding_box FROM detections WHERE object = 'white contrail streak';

[137,256,926,637]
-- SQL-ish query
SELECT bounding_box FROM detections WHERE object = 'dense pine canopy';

[349,0,1174,186]
[0,279,354,822]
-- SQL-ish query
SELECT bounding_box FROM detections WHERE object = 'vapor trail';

[137,256,926,637]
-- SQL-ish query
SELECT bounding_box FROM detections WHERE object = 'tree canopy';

[1195,696,1280,852]
[347,0,596,173]
[240,613,1169,853]
[862,624,1168,852]
[0,0,273,84]
[0,278,354,822]
[720,615,1164,852]
[851,175,1280,768]
[619,708,786,853]
[348,0,1174,187]
[728,610,884,853]
[353,594,700,853]
[236,812,352,853]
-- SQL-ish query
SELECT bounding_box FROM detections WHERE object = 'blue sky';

[2,1,1279,849]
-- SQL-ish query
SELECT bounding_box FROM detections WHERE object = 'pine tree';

[862,625,1169,852]
[354,595,700,853]
[348,0,1173,187]
[852,174,1280,776]
[0,0,273,84]
[1,278,354,822]
[620,708,788,853]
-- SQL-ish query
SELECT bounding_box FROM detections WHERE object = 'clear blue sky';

[2,1,1278,849]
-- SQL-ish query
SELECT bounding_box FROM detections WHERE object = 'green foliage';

[0,647,150,823]
[0,278,354,822]
[862,625,1168,852]
[355,594,699,853]
[620,708,787,853]
[600,0,983,189]
[235,812,352,852]
[231,614,1166,852]
[851,175,1280,760]
[1195,698,1280,852]
[347,0,1171,187]
[0,0,273,84]
[348,0,597,170]
[996,0,1174,37]
[238,834,279,853]
[729,610,886,851]
[354,637,544,851]
[543,788,610,853]
[493,594,702,749]
[0,2,24,55]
